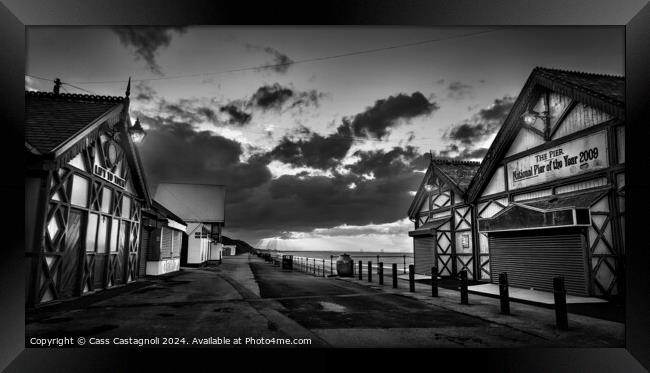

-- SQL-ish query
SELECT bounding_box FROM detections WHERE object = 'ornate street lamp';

[128,117,146,144]
[521,109,549,126]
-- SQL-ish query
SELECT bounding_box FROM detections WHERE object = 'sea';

[265,250,414,271]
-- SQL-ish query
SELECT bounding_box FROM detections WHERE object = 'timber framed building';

[25,86,151,307]
[408,67,625,299]
[407,158,481,278]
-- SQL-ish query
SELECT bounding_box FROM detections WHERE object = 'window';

[119,221,129,252]
[161,227,173,258]
[68,152,87,172]
[121,196,131,219]
[617,126,625,164]
[97,216,109,253]
[85,213,98,252]
[109,218,119,252]
[70,175,89,207]
[101,187,113,214]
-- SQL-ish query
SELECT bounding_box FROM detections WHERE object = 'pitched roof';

[466,67,625,202]
[406,158,480,218]
[152,199,187,225]
[408,216,451,236]
[534,67,624,106]
[431,158,481,193]
[154,183,226,223]
[25,91,124,154]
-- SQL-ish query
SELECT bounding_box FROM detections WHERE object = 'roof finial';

[53,78,62,94]
[125,77,131,98]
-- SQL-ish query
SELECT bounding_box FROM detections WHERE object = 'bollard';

[368,261,372,282]
[460,270,468,305]
[553,276,568,330]
[431,267,438,297]
[499,272,510,315]
[409,264,415,292]
[403,256,407,274]
[379,262,384,285]
[358,260,363,280]
[392,263,398,288]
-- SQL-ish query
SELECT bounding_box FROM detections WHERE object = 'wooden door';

[59,210,84,298]
[114,220,129,285]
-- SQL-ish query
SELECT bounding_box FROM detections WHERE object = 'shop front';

[141,200,186,275]
[467,67,625,298]
[25,84,151,306]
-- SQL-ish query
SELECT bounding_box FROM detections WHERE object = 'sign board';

[507,131,608,190]
[94,164,126,189]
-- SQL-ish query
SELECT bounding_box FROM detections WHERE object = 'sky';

[25,26,624,251]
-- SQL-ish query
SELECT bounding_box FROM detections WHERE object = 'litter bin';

[282,255,293,270]
[336,254,354,277]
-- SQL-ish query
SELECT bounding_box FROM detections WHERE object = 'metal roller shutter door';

[489,229,589,296]
[161,227,173,258]
[413,236,435,275]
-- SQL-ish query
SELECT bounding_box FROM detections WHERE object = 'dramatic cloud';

[267,92,437,171]
[349,92,439,139]
[445,95,516,144]
[196,107,217,122]
[345,146,422,179]
[220,104,252,126]
[112,27,186,74]
[269,125,354,169]
[446,81,474,100]
[248,83,325,111]
[137,115,272,203]
[249,83,294,110]
[135,105,431,245]
[132,90,437,245]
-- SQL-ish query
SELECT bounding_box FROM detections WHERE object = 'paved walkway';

[467,283,607,304]
[25,254,624,348]
[335,273,624,347]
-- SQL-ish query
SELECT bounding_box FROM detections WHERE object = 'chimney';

[53,78,62,94]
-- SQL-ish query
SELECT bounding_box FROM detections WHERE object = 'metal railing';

[258,251,412,278]
[254,250,575,331]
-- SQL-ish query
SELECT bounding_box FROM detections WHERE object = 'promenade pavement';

[25,254,624,348]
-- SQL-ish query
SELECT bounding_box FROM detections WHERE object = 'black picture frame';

[2,0,649,371]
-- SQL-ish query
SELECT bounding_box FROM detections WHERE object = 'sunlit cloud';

[267,160,335,179]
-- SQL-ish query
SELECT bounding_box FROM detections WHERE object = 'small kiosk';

[140,200,187,275]
[407,158,481,278]
[154,183,226,266]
